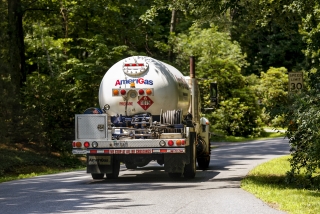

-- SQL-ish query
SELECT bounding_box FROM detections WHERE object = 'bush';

[286,90,320,187]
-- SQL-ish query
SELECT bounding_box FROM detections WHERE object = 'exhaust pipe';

[190,56,195,120]
[190,56,195,79]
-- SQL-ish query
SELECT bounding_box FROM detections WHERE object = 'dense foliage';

[1,0,320,183]
[172,25,262,136]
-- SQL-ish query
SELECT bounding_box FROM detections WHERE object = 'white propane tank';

[99,56,190,116]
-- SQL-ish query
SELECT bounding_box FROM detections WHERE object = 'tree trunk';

[168,9,177,62]
[7,0,25,142]
[8,0,25,87]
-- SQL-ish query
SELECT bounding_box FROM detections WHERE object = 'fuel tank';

[99,56,190,116]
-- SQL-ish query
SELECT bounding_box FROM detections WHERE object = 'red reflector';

[84,141,90,148]
[168,140,174,146]
[72,142,75,147]
[160,149,167,153]
[90,150,97,153]
[181,139,186,145]
[138,89,144,95]
[138,63,144,66]
[124,63,130,66]
[131,63,137,66]
[121,89,126,95]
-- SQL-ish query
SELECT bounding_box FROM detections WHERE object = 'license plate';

[113,141,128,147]
[72,150,87,155]
[88,156,111,165]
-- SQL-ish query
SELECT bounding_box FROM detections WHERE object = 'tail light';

[121,89,126,95]
[139,89,144,95]
[146,88,152,95]
[168,140,174,146]
[84,141,90,148]
[75,142,82,148]
[113,89,119,96]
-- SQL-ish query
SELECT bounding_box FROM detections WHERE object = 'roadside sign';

[289,72,303,92]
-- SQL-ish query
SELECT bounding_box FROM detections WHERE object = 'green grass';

[211,130,286,142]
[0,142,85,183]
[241,156,320,214]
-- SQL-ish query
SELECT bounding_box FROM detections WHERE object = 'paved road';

[0,137,289,214]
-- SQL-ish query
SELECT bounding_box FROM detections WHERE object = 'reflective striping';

[124,63,144,66]
[73,148,185,154]
[152,148,185,153]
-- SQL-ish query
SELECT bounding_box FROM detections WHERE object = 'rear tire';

[125,162,137,169]
[106,159,120,179]
[197,156,210,170]
[91,173,104,179]
[183,133,196,179]
[168,172,182,178]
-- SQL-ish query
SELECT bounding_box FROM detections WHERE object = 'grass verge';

[0,142,85,183]
[211,130,286,142]
[241,156,320,214]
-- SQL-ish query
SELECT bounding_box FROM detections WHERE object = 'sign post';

[289,72,303,92]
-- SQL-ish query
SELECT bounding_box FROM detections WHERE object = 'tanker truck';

[72,56,217,179]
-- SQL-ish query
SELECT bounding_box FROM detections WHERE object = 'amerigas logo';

[115,78,153,86]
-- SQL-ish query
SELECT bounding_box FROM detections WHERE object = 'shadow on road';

[0,137,290,214]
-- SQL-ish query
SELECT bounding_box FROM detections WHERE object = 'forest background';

[1,0,320,182]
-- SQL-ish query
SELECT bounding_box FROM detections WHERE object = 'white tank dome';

[99,56,190,116]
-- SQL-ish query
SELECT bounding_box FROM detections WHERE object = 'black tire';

[106,159,120,179]
[125,162,137,169]
[197,156,210,170]
[168,172,182,178]
[91,173,104,179]
[157,159,164,165]
[183,133,196,179]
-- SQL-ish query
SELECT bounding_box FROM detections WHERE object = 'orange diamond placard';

[137,96,154,110]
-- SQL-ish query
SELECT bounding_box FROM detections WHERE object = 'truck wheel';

[168,172,181,178]
[197,156,210,170]
[183,135,196,179]
[91,173,104,179]
[125,162,137,169]
[106,159,120,179]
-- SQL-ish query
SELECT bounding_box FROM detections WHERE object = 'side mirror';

[210,82,218,106]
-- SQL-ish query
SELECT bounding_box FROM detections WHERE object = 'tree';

[0,0,12,142]
[283,0,320,186]
[248,67,289,127]
[172,25,262,136]
[230,0,306,75]
[20,0,173,152]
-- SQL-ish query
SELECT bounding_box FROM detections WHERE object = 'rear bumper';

[72,147,185,155]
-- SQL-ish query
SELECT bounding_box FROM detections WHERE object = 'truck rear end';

[72,56,211,179]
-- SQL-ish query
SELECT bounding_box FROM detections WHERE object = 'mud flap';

[164,132,196,174]
[183,132,196,178]
[164,153,187,174]
[86,154,113,174]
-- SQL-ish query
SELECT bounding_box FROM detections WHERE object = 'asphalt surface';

[0,137,290,214]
